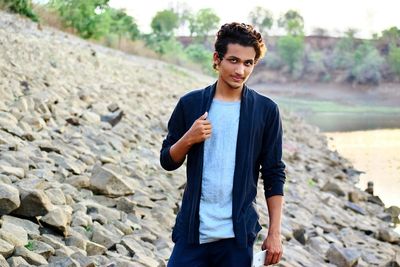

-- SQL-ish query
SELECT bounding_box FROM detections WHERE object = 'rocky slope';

[0,11,399,267]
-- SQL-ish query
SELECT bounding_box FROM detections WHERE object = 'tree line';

[1,0,400,83]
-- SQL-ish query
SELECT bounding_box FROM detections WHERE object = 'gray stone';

[116,197,137,213]
[307,236,330,257]
[65,235,87,250]
[0,184,20,215]
[6,256,29,267]
[91,222,121,249]
[293,227,307,245]
[12,188,53,217]
[327,244,361,267]
[89,165,135,196]
[29,240,55,260]
[0,224,28,247]
[14,245,48,265]
[0,254,9,267]
[0,239,14,258]
[47,256,81,267]
[344,201,367,215]
[40,206,72,236]
[378,228,400,243]
[0,165,25,178]
[322,181,345,197]
[45,188,66,205]
[86,241,107,256]
[1,215,40,237]
[70,251,97,267]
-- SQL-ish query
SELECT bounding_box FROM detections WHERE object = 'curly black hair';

[213,22,266,70]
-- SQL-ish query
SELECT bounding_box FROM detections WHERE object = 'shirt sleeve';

[160,98,187,171]
[259,103,286,199]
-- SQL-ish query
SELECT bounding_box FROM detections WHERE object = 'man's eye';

[245,61,253,66]
[229,58,238,63]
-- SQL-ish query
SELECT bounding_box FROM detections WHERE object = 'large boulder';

[0,184,20,215]
[89,165,135,196]
[12,189,53,217]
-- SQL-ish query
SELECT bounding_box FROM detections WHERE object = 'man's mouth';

[231,75,244,82]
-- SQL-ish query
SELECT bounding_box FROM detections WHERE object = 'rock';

[385,206,400,222]
[83,200,121,221]
[344,201,367,215]
[293,228,307,245]
[367,195,385,206]
[71,251,97,267]
[306,236,330,257]
[29,240,55,259]
[91,223,121,249]
[101,110,124,127]
[89,165,135,196]
[14,245,48,265]
[0,254,9,267]
[40,206,72,235]
[0,239,14,258]
[326,244,361,267]
[0,224,28,247]
[1,215,40,238]
[6,256,29,267]
[0,165,25,178]
[48,256,81,267]
[378,228,400,243]
[86,241,107,256]
[65,235,87,250]
[12,188,53,217]
[116,197,137,213]
[45,188,66,205]
[0,184,20,215]
[322,181,345,197]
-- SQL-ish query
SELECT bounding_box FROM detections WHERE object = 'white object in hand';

[252,250,267,267]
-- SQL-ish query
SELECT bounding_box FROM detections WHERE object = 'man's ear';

[213,52,221,66]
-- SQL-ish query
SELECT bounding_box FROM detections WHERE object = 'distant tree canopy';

[278,9,304,36]
[0,0,38,21]
[49,0,139,40]
[150,9,179,40]
[187,8,220,42]
[248,6,273,35]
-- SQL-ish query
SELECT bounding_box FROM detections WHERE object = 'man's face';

[213,43,256,90]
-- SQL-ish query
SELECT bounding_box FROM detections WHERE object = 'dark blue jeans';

[167,238,253,267]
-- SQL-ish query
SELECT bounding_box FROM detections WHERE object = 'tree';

[49,0,111,39]
[277,35,304,74]
[150,9,179,40]
[248,6,273,35]
[388,44,400,77]
[278,10,304,36]
[188,8,220,43]
[1,0,38,22]
[107,8,139,44]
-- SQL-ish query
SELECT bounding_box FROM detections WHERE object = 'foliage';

[107,8,139,41]
[388,44,400,77]
[380,26,400,46]
[248,6,273,35]
[1,0,38,21]
[331,32,356,69]
[185,44,213,74]
[49,0,111,39]
[188,8,220,43]
[350,41,384,84]
[25,240,35,251]
[263,52,284,70]
[278,10,304,36]
[277,35,304,74]
[150,9,179,40]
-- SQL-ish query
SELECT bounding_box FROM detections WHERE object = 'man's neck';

[214,81,243,102]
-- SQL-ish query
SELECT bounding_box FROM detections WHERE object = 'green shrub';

[184,44,213,75]
[277,35,304,74]
[388,44,400,76]
[350,41,384,84]
[263,51,284,70]
[1,0,38,21]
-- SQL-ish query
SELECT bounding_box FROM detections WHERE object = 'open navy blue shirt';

[160,82,286,248]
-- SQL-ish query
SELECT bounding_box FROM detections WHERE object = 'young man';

[160,22,286,267]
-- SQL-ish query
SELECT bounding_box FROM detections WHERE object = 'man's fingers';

[265,252,273,266]
[271,253,279,264]
[199,111,208,120]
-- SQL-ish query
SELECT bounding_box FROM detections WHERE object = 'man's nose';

[235,64,245,75]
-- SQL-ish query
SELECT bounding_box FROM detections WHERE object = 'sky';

[108,0,399,38]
